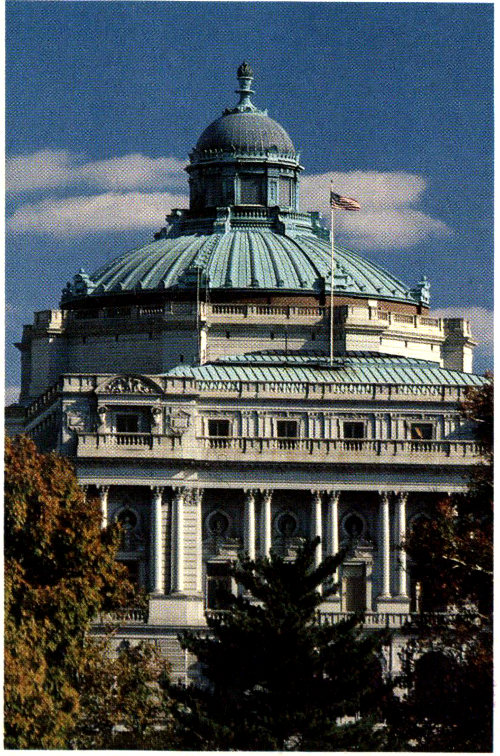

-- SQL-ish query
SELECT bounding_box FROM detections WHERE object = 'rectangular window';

[343,422,364,439]
[279,177,292,207]
[240,175,264,204]
[116,414,139,433]
[208,419,231,437]
[206,563,233,609]
[342,564,366,612]
[277,420,298,438]
[410,423,433,440]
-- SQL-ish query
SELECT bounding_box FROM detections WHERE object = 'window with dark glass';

[205,177,222,207]
[279,176,292,207]
[206,562,232,609]
[410,423,433,440]
[343,421,364,439]
[240,175,264,204]
[342,563,366,612]
[277,420,298,438]
[116,414,139,433]
[208,419,231,437]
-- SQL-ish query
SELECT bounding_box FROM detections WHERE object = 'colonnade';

[96,485,409,601]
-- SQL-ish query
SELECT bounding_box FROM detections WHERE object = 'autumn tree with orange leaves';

[4,435,136,748]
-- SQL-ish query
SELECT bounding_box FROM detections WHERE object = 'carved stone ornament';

[151,405,163,427]
[166,409,191,436]
[97,405,107,428]
[65,406,90,431]
[104,376,154,395]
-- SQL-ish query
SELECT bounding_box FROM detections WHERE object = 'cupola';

[186,63,302,212]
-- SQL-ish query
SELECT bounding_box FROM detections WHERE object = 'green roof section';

[63,228,420,305]
[165,353,485,387]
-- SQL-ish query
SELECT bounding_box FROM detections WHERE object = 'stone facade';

[13,63,485,681]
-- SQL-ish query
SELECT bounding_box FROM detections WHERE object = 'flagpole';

[330,186,335,366]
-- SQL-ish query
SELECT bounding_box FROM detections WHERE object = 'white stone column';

[311,490,323,568]
[261,490,273,557]
[396,492,408,597]
[193,488,203,593]
[171,487,185,593]
[98,485,109,529]
[379,491,391,597]
[150,486,164,594]
[244,489,257,560]
[326,490,340,576]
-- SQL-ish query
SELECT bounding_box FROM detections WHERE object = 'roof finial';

[234,61,257,112]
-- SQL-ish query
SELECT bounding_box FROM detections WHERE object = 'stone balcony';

[76,432,482,466]
[93,606,451,630]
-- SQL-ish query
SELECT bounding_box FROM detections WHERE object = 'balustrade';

[77,432,482,465]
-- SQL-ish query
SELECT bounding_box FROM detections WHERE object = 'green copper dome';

[60,63,428,308]
[62,224,421,305]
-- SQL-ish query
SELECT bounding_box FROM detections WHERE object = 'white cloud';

[7,192,189,235]
[6,150,187,192]
[300,171,451,249]
[431,307,494,356]
[6,150,78,192]
[5,386,20,406]
[78,154,187,191]
[6,156,450,247]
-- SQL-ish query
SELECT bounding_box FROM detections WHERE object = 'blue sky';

[5,2,493,398]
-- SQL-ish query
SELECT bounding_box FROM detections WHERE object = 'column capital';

[311,489,323,502]
[173,486,187,500]
[394,491,409,504]
[191,488,203,505]
[244,488,258,500]
[97,484,109,495]
[150,485,164,496]
[261,489,273,504]
[326,490,340,503]
[378,490,392,504]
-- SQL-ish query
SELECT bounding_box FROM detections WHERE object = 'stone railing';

[95,606,148,624]
[77,433,482,466]
[206,609,452,630]
[335,305,444,335]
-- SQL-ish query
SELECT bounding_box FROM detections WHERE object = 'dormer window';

[116,414,139,433]
[344,422,364,439]
[277,420,298,439]
[410,423,433,440]
[208,419,231,437]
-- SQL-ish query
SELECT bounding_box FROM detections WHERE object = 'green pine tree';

[168,539,393,751]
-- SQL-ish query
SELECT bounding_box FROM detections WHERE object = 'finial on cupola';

[235,61,257,112]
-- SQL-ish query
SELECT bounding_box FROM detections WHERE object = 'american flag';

[330,191,361,211]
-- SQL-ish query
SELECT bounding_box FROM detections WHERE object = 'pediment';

[95,374,163,396]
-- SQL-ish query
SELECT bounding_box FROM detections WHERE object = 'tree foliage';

[169,539,393,750]
[74,639,173,749]
[390,379,493,751]
[4,435,134,748]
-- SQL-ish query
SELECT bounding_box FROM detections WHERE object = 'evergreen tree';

[169,539,393,751]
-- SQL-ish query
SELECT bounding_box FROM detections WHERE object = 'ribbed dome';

[195,111,296,156]
[72,228,418,304]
